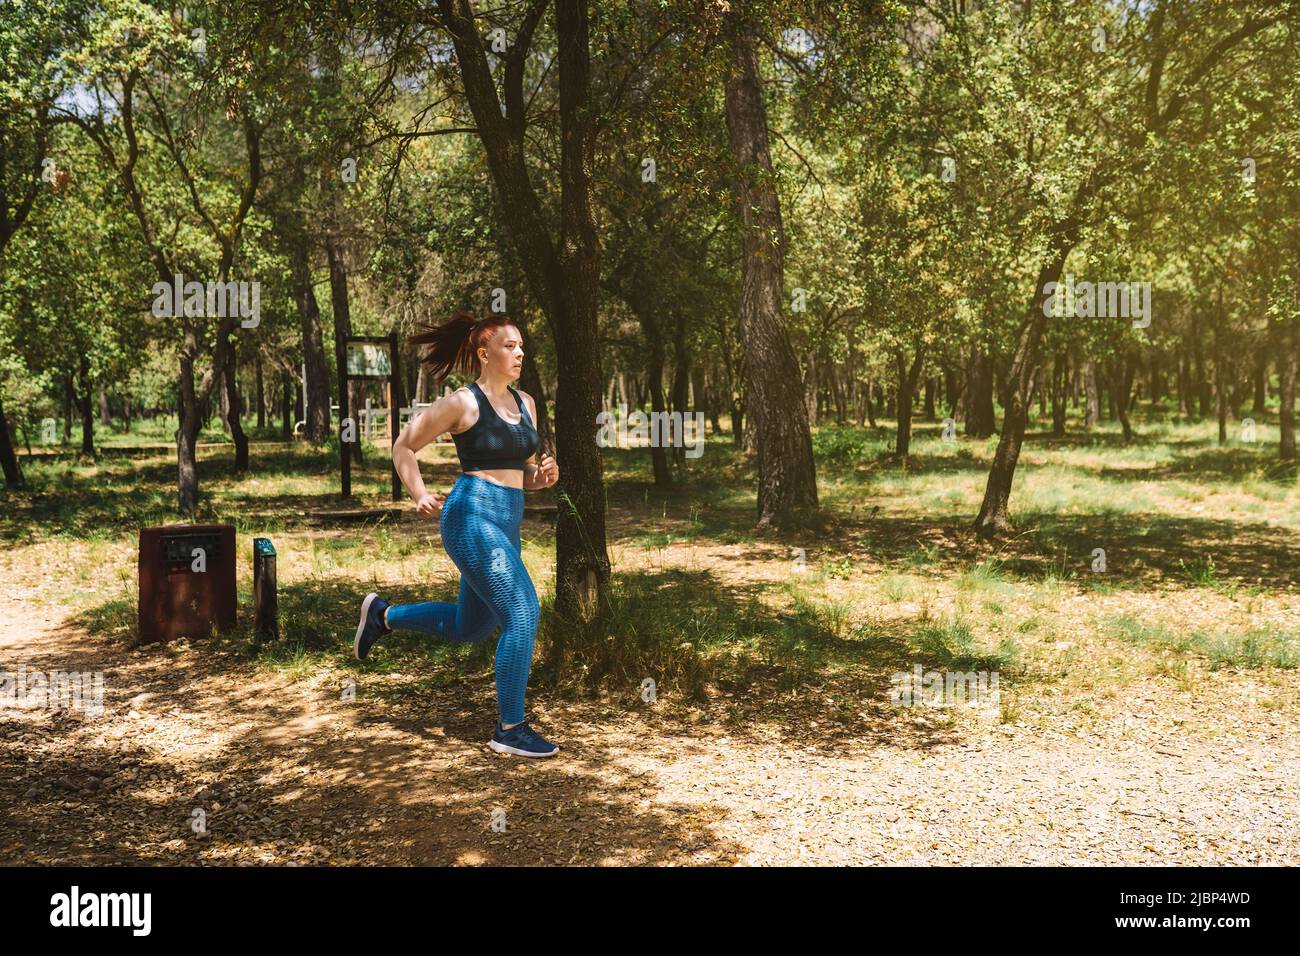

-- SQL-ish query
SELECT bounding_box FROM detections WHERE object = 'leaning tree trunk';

[723,22,818,527]
[224,338,249,470]
[974,249,1071,538]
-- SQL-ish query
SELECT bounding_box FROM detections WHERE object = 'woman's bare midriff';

[463,469,525,490]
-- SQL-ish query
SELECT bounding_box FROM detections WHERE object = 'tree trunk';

[218,366,231,434]
[723,21,818,527]
[255,353,266,429]
[325,232,362,464]
[691,364,708,424]
[804,349,818,426]
[1082,360,1100,428]
[1280,327,1296,462]
[831,365,847,425]
[77,354,95,457]
[942,364,959,419]
[518,322,553,455]
[62,374,72,442]
[1254,351,1268,413]
[224,339,249,470]
[1106,357,1135,442]
[1193,319,1212,417]
[1176,350,1189,416]
[965,348,996,438]
[974,249,1070,538]
[1216,359,1229,444]
[670,309,690,472]
[894,345,924,457]
[1215,290,1228,444]
[281,372,292,440]
[98,382,110,427]
[1051,353,1067,437]
[437,0,611,626]
[177,350,203,515]
[645,328,672,486]
[0,393,24,488]
[288,232,331,443]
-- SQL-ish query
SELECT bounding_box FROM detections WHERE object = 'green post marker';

[253,537,278,644]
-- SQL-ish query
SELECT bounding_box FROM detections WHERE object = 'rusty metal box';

[138,524,236,643]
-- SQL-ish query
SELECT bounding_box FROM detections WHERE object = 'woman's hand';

[415,491,443,518]
[528,454,559,490]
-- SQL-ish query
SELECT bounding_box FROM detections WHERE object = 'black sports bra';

[451,382,539,472]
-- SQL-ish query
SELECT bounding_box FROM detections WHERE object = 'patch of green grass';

[956,558,1012,593]
[1179,555,1218,586]
[880,573,921,602]
[914,618,1020,672]
[1104,613,1300,669]
[906,544,940,566]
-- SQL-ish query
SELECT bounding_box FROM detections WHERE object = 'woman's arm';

[392,391,470,516]
[518,391,559,492]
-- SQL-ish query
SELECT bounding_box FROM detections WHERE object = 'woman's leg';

[446,519,539,726]
[441,482,538,725]
[387,475,540,726]
[384,575,497,644]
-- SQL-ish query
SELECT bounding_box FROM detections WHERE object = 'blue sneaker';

[489,719,559,758]
[353,592,391,661]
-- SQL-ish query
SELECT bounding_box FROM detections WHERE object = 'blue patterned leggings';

[385,473,540,725]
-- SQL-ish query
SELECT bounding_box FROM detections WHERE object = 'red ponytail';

[408,311,516,379]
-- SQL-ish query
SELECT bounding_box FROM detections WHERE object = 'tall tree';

[433,0,611,623]
[721,10,818,526]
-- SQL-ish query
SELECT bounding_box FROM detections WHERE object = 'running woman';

[352,311,561,758]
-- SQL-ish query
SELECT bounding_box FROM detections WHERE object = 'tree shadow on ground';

[1096,447,1298,484]
[7,559,1002,865]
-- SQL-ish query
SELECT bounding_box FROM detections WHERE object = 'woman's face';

[477,324,524,381]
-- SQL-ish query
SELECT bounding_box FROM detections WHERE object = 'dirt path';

[2,585,1297,866]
